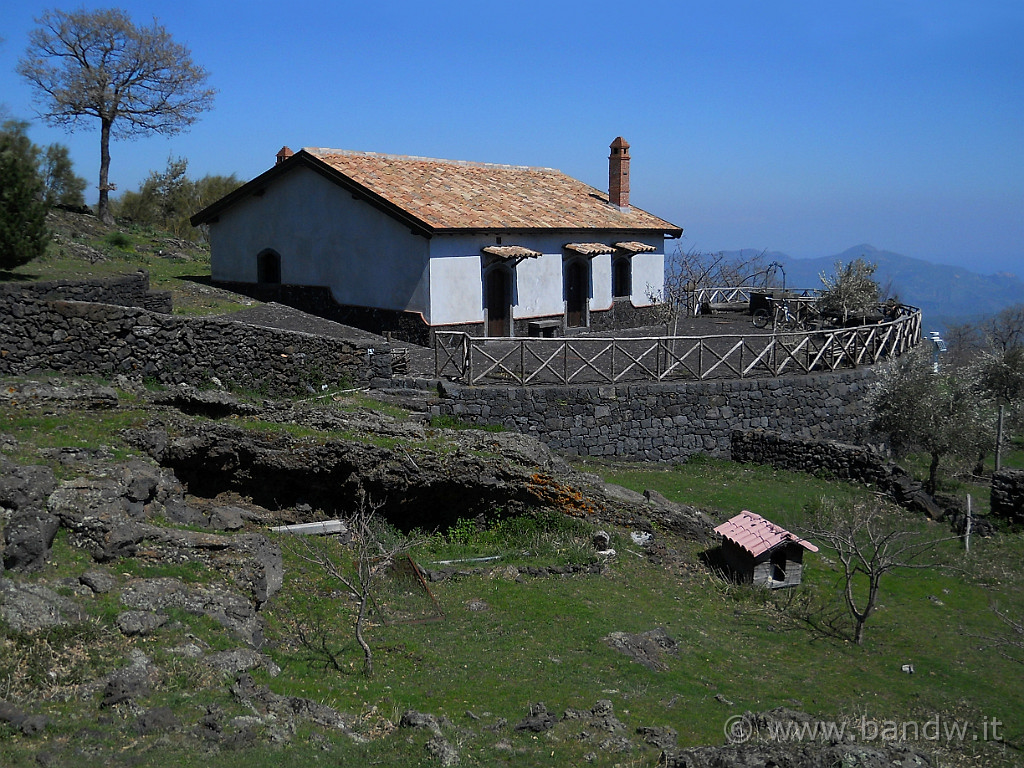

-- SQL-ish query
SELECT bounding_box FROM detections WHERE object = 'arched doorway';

[565,259,589,328]
[485,267,512,337]
[257,250,281,284]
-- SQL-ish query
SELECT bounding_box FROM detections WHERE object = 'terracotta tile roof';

[303,148,682,235]
[713,510,819,558]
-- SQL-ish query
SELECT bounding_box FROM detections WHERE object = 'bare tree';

[943,320,985,371]
[0,36,8,120]
[984,304,1024,353]
[817,257,881,323]
[285,497,420,676]
[805,498,950,645]
[18,8,215,223]
[649,246,775,335]
[988,605,1024,664]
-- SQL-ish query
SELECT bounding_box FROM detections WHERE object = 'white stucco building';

[191,137,683,343]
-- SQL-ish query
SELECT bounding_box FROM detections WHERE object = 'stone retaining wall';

[0,298,391,395]
[0,271,172,314]
[730,428,956,521]
[435,369,876,461]
[991,469,1024,524]
[729,429,892,484]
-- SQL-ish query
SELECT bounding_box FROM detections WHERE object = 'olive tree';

[870,346,991,494]
[114,155,241,241]
[18,8,215,223]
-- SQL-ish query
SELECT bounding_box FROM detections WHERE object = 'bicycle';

[752,299,802,331]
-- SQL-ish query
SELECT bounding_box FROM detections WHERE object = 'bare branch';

[803,497,954,645]
[649,246,776,334]
[280,496,423,677]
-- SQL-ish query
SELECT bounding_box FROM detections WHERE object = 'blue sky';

[1,0,1021,274]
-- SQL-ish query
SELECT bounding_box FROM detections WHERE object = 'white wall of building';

[631,247,666,304]
[591,255,612,311]
[427,243,483,325]
[427,232,668,326]
[209,167,431,317]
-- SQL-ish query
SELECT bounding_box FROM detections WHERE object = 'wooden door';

[565,260,587,327]
[486,268,511,337]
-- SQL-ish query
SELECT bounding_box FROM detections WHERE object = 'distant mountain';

[717,244,1024,330]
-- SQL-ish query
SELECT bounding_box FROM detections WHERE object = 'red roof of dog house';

[713,510,819,558]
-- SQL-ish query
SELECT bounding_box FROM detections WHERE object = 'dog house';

[713,510,818,588]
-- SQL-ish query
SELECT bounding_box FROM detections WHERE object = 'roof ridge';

[303,147,560,174]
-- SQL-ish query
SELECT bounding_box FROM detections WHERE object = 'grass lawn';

[1,213,251,316]
[239,460,1024,766]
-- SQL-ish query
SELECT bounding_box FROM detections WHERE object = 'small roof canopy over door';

[613,241,657,254]
[481,245,542,268]
[563,242,616,257]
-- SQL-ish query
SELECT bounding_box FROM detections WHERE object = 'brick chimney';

[609,136,630,209]
[276,146,294,165]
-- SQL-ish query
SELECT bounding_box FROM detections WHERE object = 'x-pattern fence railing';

[435,305,921,386]
[688,285,821,315]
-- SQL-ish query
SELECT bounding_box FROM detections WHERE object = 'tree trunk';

[98,117,113,224]
[354,591,373,676]
[973,451,986,478]
[853,616,867,645]
[926,452,941,496]
[842,562,865,643]
[854,574,882,645]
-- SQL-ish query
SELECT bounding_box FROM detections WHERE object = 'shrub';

[104,231,132,250]
[0,120,48,270]
[817,257,880,321]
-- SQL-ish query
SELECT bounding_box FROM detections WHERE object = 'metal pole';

[965,494,972,553]
[995,405,1005,471]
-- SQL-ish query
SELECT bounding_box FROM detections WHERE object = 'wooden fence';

[435,305,921,386]
[688,285,820,315]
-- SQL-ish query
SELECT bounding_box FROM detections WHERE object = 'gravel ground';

[222,302,387,344]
